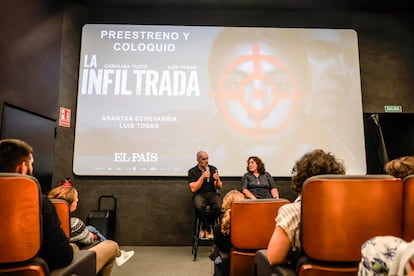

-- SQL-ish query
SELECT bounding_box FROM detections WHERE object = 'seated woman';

[241,156,279,199]
[48,178,135,275]
[266,149,345,266]
[212,190,245,276]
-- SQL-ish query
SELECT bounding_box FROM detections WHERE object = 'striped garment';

[70,217,95,245]
[275,197,301,258]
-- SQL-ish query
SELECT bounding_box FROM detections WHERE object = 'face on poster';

[74,24,366,177]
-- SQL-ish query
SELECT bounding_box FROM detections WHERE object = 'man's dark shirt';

[37,195,73,270]
[188,164,218,194]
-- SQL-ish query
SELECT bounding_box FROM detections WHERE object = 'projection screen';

[73,24,366,177]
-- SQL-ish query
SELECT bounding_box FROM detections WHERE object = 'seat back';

[0,173,46,275]
[299,174,403,276]
[0,173,97,275]
[51,198,71,238]
[230,198,290,276]
[403,175,414,241]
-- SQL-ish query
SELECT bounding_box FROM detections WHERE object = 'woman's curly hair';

[384,156,414,179]
[246,156,266,174]
[290,149,346,195]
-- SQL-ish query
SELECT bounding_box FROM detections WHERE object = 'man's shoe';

[116,250,135,266]
[205,230,214,240]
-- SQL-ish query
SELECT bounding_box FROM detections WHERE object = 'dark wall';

[1,0,414,246]
[0,0,63,120]
[0,0,63,189]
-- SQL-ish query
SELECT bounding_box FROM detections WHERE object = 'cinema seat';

[403,175,414,241]
[229,198,290,276]
[0,173,96,276]
[254,174,403,276]
[51,198,71,238]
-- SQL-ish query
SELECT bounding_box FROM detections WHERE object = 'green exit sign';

[384,105,402,112]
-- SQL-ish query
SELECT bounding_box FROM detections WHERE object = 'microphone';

[205,166,210,183]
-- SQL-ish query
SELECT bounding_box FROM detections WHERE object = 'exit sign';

[384,105,402,113]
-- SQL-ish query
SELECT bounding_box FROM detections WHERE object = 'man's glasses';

[201,157,209,161]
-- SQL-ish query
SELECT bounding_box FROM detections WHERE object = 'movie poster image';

[74,24,366,176]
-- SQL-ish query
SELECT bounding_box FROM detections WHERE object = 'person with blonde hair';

[48,178,134,275]
[212,189,245,276]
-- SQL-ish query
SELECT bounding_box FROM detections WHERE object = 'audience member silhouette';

[0,138,74,269]
[266,149,345,266]
[212,190,245,276]
[48,178,135,271]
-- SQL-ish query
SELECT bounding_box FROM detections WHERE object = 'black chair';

[192,206,220,261]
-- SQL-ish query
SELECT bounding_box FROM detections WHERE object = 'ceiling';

[79,0,409,12]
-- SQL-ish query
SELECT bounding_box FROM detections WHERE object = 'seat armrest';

[50,250,96,276]
[253,249,296,276]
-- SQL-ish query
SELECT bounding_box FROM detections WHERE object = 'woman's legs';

[88,240,119,276]
[86,225,108,241]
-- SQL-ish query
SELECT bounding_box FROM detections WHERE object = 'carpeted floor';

[112,246,214,276]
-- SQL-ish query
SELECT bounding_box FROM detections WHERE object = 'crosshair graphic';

[211,44,303,141]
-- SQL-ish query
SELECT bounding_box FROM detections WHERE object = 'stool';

[191,207,220,261]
